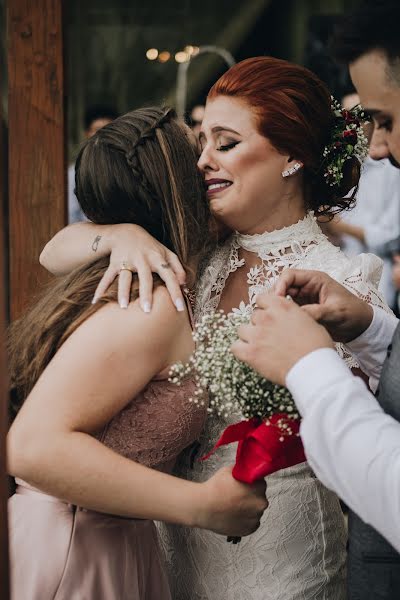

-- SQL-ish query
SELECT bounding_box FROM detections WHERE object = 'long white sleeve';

[286,348,400,552]
[346,306,398,391]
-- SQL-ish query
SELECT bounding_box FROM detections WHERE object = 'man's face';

[350,50,400,168]
[85,118,113,138]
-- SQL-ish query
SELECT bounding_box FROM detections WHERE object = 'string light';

[158,51,171,63]
[146,48,158,60]
[175,51,190,63]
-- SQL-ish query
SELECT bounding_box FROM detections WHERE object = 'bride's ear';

[281,158,303,178]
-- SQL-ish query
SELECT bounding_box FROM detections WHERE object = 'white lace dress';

[158,213,388,600]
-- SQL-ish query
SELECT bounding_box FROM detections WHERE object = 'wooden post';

[8,0,66,320]
[0,63,9,600]
[0,244,10,599]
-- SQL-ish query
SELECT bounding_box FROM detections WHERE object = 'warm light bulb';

[184,45,194,55]
[175,51,189,63]
[146,48,158,60]
[158,51,171,63]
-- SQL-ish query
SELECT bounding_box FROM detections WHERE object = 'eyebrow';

[363,108,389,118]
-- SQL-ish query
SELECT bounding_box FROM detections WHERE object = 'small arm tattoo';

[92,235,102,252]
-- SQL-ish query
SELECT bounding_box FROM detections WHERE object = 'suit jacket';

[348,322,400,599]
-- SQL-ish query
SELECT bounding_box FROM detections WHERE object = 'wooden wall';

[8,0,66,320]
[0,89,9,600]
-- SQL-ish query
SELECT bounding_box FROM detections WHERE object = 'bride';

[41,57,389,599]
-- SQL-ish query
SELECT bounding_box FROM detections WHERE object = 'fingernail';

[175,298,185,312]
[142,301,151,313]
[92,296,98,305]
[120,299,128,309]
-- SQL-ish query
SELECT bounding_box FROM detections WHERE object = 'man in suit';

[233,2,400,598]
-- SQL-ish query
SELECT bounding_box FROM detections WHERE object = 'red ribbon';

[201,413,306,484]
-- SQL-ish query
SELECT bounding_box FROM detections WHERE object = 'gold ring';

[119,261,134,273]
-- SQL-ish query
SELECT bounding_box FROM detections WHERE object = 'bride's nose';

[197,144,219,172]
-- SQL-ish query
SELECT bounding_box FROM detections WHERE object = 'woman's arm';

[40,223,186,312]
[39,222,112,275]
[7,289,267,536]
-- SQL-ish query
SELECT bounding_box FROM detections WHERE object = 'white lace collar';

[235,212,321,253]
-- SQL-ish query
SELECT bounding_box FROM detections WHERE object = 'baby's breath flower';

[169,312,298,424]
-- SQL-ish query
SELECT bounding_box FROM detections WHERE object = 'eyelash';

[217,141,239,152]
[376,120,392,131]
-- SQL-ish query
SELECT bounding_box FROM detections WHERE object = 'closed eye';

[217,141,239,152]
[375,119,392,132]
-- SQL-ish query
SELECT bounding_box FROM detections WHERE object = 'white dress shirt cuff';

[286,348,350,416]
[346,306,398,390]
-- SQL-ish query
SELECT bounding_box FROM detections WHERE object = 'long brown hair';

[8,107,210,418]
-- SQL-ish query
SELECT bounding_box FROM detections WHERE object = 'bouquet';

[170,310,305,493]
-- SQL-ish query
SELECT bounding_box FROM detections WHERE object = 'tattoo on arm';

[92,235,102,253]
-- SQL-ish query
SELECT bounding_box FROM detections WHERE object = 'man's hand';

[232,295,334,386]
[273,269,373,343]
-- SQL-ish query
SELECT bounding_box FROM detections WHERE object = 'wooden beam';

[0,66,10,600]
[8,0,66,320]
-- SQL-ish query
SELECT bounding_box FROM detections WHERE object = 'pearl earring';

[282,162,301,178]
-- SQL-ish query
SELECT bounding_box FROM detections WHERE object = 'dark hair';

[208,56,360,218]
[8,106,210,415]
[331,0,400,83]
[84,104,119,130]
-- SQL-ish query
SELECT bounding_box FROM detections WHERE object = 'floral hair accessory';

[320,97,369,188]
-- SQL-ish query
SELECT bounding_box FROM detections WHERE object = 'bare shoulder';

[68,286,191,367]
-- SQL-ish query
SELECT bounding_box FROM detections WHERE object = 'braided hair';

[75,106,209,265]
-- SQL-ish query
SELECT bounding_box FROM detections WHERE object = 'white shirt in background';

[341,157,400,307]
[286,307,400,551]
[68,164,88,224]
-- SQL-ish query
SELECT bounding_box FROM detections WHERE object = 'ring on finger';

[160,262,171,269]
[119,261,134,274]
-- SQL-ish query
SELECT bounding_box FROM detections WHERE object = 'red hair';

[208,56,359,216]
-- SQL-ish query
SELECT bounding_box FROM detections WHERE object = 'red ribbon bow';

[201,413,306,484]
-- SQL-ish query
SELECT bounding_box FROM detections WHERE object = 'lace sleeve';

[333,252,393,368]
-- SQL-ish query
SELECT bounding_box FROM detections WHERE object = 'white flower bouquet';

[170,311,305,484]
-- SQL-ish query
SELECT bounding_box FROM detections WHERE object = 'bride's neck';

[238,193,307,236]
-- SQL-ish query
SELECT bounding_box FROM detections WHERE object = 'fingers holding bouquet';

[198,466,268,538]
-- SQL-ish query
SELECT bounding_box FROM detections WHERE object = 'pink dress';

[8,308,206,600]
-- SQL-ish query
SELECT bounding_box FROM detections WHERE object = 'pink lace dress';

[8,321,205,600]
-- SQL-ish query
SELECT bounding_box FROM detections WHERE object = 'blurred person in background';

[68,105,119,224]
[188,104,205,139]
[325,89,400,309]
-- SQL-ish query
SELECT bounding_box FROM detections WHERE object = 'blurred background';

[0,0,365,329]
[65,0,359,155]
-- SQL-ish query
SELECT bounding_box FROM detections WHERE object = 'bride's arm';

[40,222,113,275]
[40,222,187,311]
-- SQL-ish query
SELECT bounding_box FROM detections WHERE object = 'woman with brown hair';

[6,107,268,600]
[41,57,390,598]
